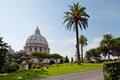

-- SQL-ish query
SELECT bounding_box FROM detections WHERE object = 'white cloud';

[84,37,102,55]
[83,37,102,56]
[85,37,102,50]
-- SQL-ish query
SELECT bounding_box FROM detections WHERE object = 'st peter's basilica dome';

[24,26,50,54]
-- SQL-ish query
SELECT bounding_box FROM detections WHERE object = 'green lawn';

[0,63,103,80]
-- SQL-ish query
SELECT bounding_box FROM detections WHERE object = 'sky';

[0,0,120,60]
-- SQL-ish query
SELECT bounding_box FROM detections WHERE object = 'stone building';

[24,26,50,54]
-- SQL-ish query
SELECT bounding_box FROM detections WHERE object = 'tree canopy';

[0,35,8,73]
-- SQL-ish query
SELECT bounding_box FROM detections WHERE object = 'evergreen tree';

[64,56,69,63]
[0,36,8,73]
[71,57,73,62]
[60,58,63,64]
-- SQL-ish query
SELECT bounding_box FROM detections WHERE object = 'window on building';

[40,48,42,52]
[35,48,37,51]
[30,48,32,51]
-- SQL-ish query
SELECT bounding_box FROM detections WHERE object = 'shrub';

[35,70,38,73]
[64,56,69,63]
[41,68,44,71]
[28,62,32,69]
[2,63,10,73]
[60,58,63,64]
[46,66,49,69]
[7,62,19,73]
[103,61,120,80]
[32,63,43,69]
[49,60,55,65]
[26,73,30,76]
[88,61,94,63]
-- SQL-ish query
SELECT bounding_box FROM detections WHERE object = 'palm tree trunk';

[108,45,111,61]
[81,45,83,62]
[108,53,110,61]
[104,55,106,62]
[75,23,81,65]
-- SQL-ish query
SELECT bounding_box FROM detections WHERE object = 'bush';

[64,56,69,63]
[88,61,94,63]
[7,62,19,73]
[1,63,10,73]
[28,62,32,69]
[60,59,63,64]
[103,61,120,80]
[49,60,55,65]
[32,63,43,69]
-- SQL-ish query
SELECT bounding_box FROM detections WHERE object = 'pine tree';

[0,35,8,73]
[71,57,73,62]
[64,56,69,63]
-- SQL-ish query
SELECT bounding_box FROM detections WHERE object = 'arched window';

[35,48,37,51]
[39,48,42,52]
[30,48,32,52]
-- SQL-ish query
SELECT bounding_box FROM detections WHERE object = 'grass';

[0,63,103,80]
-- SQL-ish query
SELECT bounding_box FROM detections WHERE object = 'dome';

[25,26,48,47]
[25,33,48,47]
[24,26,50,54]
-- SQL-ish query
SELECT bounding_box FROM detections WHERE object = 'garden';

[0,63,102,80]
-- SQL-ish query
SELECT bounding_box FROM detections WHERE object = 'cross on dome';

[35,26,40,35]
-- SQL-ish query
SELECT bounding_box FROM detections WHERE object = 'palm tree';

[100,45,108,62]
[79,35,87,62]
[63,2,89,64]
[111,37,120,59]
[100,33,114,61]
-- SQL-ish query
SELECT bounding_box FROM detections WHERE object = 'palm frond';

[78,22,82,30]
[65,21,74,31]
[64,11,72,15]
[63,17,70,24]
[63,2,89,32]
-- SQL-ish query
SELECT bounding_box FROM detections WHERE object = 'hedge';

[103,61,120,80]
[7,62,19,73]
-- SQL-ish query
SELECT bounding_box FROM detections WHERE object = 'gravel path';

[33,69,103,80]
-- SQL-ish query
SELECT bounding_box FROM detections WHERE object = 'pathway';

[33,69,103,80]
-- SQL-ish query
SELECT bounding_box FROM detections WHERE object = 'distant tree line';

[85,33,120,62]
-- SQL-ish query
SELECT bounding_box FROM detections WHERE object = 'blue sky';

[0,0,120,60]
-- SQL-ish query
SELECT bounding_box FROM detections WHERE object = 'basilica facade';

[24,26,50,54]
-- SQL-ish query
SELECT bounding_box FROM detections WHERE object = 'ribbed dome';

[25,26,48,47]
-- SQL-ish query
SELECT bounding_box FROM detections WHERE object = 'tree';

[63,2,89,64]
[0,36,8,73]
[111,37,120,59]
[100,34,114,61]
[60,58,63,64]
[79,35,87,62]
[7,50,28,64]
[64,56,69,63]
[71,57,73,62]
[51,53,62,63]
[31,52,48,62]
[100,45,108,62]
[85,48,101,62]
[7,62,19,73]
